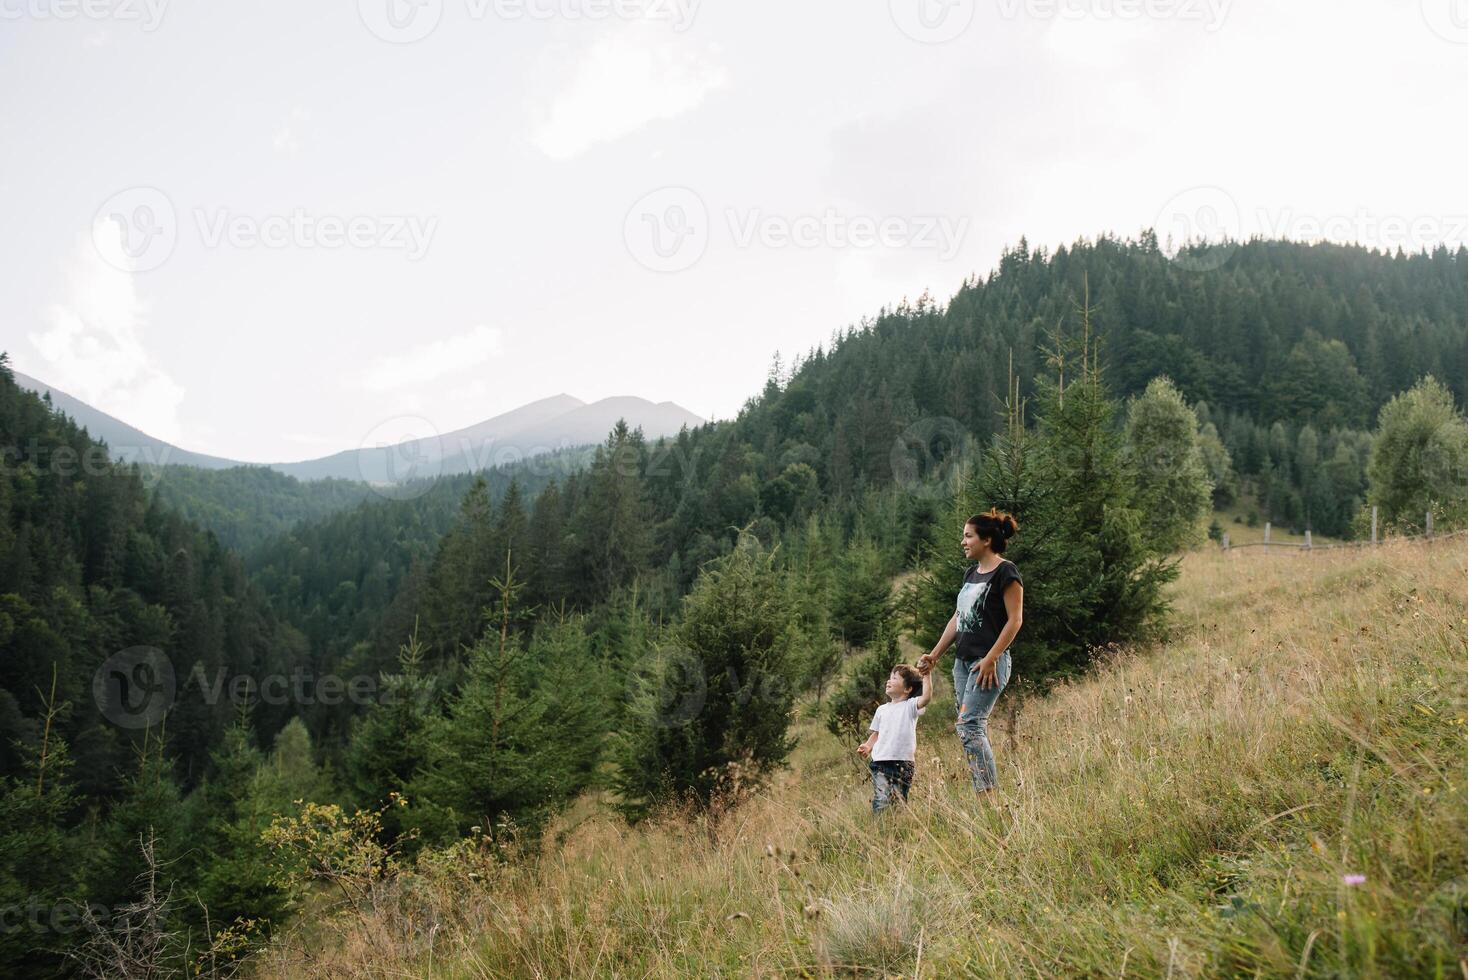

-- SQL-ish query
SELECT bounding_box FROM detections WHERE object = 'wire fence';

[1220,506,1466,553]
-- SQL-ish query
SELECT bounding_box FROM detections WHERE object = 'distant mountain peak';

[10,370,703,482]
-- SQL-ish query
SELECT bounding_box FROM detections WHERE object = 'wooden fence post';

[1264,522,1271,552]
[1221,531,1230,550]
[1426,511,1433,537]
[1371,506,1379,546]
[1305,530,1312,549]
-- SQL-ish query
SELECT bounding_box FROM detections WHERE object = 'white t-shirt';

[869,698,925,762]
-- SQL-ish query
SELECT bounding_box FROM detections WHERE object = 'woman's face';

[961,523,990,560]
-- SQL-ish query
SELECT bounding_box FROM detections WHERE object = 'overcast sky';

[2,0,1464,463]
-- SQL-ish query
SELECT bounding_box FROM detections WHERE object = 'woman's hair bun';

[967,508,1019,552]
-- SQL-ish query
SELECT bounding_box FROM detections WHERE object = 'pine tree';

[1029,316,1175,675]
[82,731,186,915]
[411,554,603,845]
[345,624,437,844]
[575,422,653,603]
[614,535,798,822]
[829,535,891,652]
[189,716,288,935]
[0,672,83,975]
[1123,376,1214,552]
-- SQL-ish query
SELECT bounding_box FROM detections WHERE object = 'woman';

[917,508,1023,801]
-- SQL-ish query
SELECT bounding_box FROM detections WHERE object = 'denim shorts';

[870,759,915,812]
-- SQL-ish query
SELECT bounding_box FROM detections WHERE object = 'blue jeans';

[953,650,1011,793]
[870,760,915,812]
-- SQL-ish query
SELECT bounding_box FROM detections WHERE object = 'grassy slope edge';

[257,537,1468,978]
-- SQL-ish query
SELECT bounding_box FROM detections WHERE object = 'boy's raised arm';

[916,666,933,710]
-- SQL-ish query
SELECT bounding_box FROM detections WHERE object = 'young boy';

[856,663,933,811]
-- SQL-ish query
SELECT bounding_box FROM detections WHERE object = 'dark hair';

[891,664,922,699]
[967,508,1019,554]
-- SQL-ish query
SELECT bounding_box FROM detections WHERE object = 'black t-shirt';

[953,560,1023,662]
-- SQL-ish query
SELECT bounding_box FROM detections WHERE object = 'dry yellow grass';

[257,537,1468,978]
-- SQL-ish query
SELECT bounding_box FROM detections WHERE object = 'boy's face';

[885,671,910,701]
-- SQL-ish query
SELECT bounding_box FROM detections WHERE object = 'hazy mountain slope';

[12,370,244,469]
[271,393,591,482]
[437,396,704,473]
[7,375,703,484]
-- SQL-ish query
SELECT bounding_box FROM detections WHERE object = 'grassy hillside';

[256,536,1468,978]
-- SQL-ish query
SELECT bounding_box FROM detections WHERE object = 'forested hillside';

[146,465,375,552]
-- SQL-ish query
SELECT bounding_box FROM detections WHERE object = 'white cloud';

[28,229,187,443]
[531,29,728,161]
[361,324,504,392]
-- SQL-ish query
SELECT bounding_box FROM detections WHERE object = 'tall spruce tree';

[411,554,603,844]
[614,535,798,821]
[345,625,437,843]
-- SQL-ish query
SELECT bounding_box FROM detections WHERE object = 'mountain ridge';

[9,371,703,482]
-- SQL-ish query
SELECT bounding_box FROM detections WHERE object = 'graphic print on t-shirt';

[956,578,991,635]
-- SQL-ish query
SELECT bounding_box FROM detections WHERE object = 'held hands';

[856,742,871,759]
